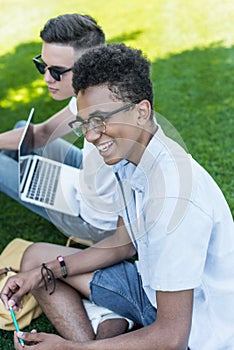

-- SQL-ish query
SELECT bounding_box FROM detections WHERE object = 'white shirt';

[113,125,234,349]
[69,97,118,230]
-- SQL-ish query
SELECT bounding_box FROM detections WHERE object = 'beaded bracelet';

[57,256,68,278]
[41,263,56,295]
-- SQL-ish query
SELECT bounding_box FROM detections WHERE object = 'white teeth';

[97,141,113,152]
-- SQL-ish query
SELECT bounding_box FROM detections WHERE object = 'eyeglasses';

[69,103,135,138]
[32,54,73,81]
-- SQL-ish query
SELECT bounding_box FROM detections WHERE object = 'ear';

[136,100,152,126]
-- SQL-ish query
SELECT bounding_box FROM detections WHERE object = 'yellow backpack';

[0,238,42,330]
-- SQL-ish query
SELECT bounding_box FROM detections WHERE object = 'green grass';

[0,0,234,347]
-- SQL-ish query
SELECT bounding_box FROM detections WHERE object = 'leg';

[33,279,95,342]
[47,212,116,243]
[0,151,50,220]
[0,150,114,240]
[0,126,85,236]
[34,137,83,169]
[96,318,129,339]
[82,299,131,339]
[21,243,94,341]
[0,117,82,210]
[1,120,116,238]
[1,120,115,241]
[90,261,157,327]
[0,120,83,221]
[32,283,130,341]
[20,243,131,341]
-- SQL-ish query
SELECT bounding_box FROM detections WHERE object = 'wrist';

[40,263,56,295]
[57,256,68,278]
[40,256,68,295]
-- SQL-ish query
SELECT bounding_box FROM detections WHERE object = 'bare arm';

[33,105,75,148]
[0,105,74,150]
[0,127,24,150]
[14,289,193,350]
[0,217,135,308]
[59,216,135,276]
[79,289,193,350]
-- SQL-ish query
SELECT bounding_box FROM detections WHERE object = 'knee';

[20,242,48,271]
[0,152,17,184]
[14,120,26,129]
[96,318,129,339]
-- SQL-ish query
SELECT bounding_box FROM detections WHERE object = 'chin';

[104,156,122,166]
[52,95,65,101]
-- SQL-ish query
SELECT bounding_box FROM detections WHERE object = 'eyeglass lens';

[70,117,105,137]
[83,117,105,135]
[34,60,62,81]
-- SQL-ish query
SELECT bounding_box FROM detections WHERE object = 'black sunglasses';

[32,54,73,81]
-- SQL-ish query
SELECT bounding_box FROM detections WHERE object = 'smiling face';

[40,42,76,100]
[77,85,155,165]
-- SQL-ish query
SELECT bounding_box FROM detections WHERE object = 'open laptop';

[18,108,80,216]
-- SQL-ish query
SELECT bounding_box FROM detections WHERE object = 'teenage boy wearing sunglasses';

[0,13,118,243]
[0,14,133,340]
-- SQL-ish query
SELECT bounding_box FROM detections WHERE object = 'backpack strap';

[0,267,16,276]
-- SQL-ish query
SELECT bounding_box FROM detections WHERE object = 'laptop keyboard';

[26,159,61,205]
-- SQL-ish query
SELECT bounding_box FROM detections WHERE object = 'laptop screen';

[18,108,35,192]
[18,108,35,157]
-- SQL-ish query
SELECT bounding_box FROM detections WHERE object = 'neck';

[128,122,158,165]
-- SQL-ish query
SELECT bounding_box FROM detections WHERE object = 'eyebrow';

[78,105,129,122]
[76,110,106,122]
[41,57,70,70]
[89,110,111,117]
[76,110,110,121]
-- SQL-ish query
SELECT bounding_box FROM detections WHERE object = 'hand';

[0,269,42,311]
[14,331,73,350]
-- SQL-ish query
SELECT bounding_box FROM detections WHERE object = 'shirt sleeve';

[141,197,213,291]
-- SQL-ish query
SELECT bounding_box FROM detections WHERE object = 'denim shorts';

[90,261,157,326]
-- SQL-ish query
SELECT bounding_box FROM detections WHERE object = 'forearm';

[1,218,134,309]
[0,105,73,150]
[42,216,134,280]
[0,128,24,150]
[0,239,131,310]
[33,106,74,148]
[46,230,135,279]
[84,327,157,350]
[66,323,189,350]
[73,289,192,350]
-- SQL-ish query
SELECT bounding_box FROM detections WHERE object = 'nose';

[85,128,101,143]
[44,69,55,83]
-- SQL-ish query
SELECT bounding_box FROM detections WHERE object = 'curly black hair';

[72,43,153,109]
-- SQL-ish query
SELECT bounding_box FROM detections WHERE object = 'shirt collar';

[113,125,166,192]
